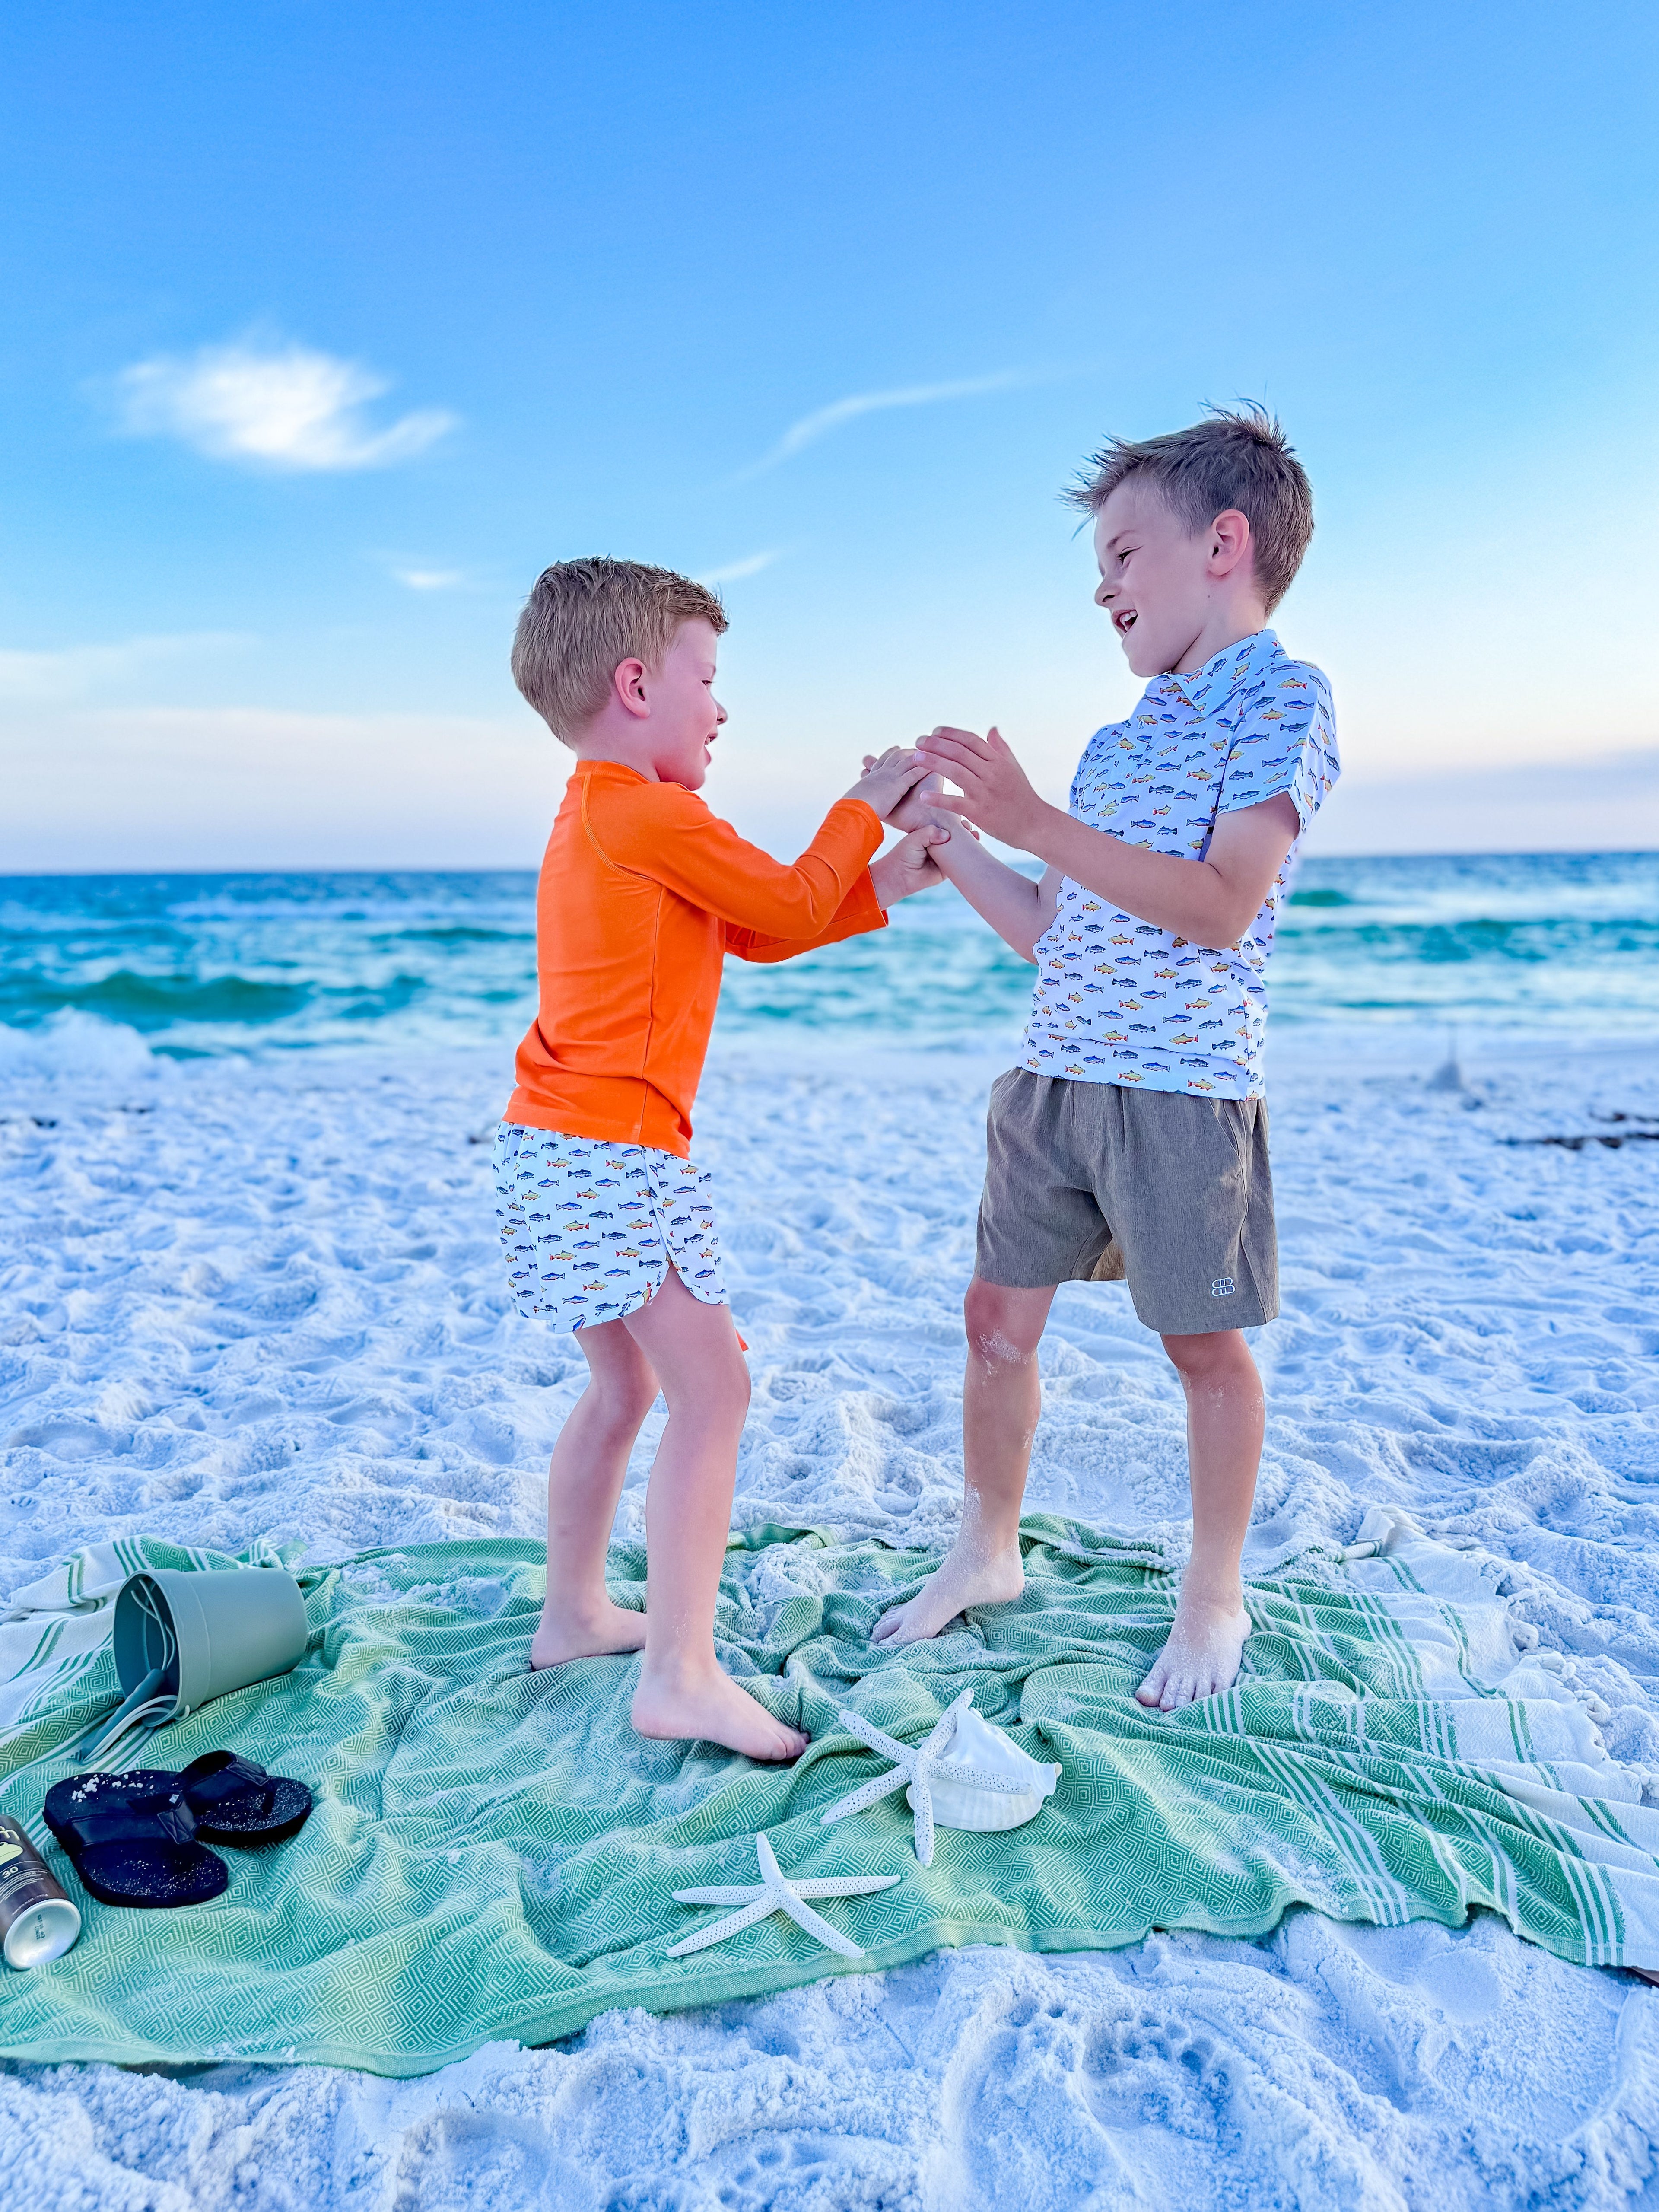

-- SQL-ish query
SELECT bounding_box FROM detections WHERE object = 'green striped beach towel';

[1,1511,1654,2077]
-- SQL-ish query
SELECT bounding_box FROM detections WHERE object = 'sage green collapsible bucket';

[112,1568,308,1722]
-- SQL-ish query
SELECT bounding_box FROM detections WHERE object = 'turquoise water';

[1,853,1656,1061]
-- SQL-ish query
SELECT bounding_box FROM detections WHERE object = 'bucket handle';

[6,1580,182,1849]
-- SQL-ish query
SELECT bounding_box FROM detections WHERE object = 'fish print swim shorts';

[493,1124,728,1330]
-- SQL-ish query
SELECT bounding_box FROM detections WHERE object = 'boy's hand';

[915,725,1048,847]
[845,746,929,823]
[868,823,950,910]
[861,761,983,841]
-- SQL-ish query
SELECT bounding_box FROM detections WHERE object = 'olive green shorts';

[976,1069,1278,1335]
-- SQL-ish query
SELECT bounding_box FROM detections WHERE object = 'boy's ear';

[612,657,651,719]
[1207,509,1252,581]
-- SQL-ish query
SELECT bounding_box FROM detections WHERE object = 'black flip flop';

[178,1752,313,1846]
[44,1768,229,1909]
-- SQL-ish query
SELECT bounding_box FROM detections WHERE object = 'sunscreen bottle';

[0,1815,81,1969]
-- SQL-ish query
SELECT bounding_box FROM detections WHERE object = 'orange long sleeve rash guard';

[505,760,887,1156]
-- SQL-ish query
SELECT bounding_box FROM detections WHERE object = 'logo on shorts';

[1210,1276,1236,1298]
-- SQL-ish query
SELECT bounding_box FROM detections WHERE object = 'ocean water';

[0,850,1655,1067]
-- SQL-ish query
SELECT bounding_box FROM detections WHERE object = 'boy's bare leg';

[872,1279,1055,1644]
[1135,1329,1262,1711]
[623,1269,808,1761]
[531,1318,660,1668]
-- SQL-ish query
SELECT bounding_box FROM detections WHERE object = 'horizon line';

[4,844,1658,882]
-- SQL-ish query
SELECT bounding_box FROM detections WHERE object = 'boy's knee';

[1162,1328,1254,1383]
[591,1361,660,1431]
[702,1368,751,1442]
[963,1279,1045,1369]
[670,1339,750,1426]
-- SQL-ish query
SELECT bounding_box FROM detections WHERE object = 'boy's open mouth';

[1114,610,1137,637]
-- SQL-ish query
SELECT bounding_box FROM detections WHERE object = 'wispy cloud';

[0,633,251,701]
[392,567,468,592]
[740,371,1032,477]
[696,549,781,585]
[111,338,456,472]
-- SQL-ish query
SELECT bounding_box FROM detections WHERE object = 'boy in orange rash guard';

[494,557,947,1761]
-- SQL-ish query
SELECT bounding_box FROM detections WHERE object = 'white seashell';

[906,1704,1060,1833]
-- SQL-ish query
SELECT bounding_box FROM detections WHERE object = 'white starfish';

[817,1687,1036,1866]
[666,1833,901,1961]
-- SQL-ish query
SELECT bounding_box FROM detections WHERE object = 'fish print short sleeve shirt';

[1020,630,1338,1099]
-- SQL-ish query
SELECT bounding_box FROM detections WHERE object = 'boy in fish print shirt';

[874,407,1338,1710]
[497,557,942,1761]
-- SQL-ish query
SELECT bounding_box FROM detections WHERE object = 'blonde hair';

[1065,404,1313,613]
[511,557,728,740]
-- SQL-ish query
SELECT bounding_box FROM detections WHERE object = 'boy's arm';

[916,809,1061,963]
[728,825,949,964]
[593,780,885,941]
[918,725,1299,950]
[590,748,929,947]
[880,768,1057,961]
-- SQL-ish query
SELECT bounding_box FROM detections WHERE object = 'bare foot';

[871,1541,1024,1646]
[632,1668,809,1761]
[1135,1594,1251,1711]
[530,1601,648,1669]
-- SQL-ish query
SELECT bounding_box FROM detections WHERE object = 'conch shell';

[907,1703,1060,1833]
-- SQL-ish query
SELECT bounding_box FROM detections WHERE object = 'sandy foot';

[1135,1596,1252,1710]
[871,1541,1025,1645]
[632,1670,809,1762]
[529,1601,648,1669]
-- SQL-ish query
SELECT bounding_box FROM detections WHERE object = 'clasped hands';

[851,728,1046,904]
[859,725,1045,847]
[849,745,951,905]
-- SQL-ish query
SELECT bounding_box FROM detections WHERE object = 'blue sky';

[3,0,1656,868]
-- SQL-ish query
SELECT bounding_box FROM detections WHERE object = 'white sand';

[3,1022,1659,2209]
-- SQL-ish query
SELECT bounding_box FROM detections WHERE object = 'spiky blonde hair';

[1065,404,1314,612]
[512,557,728,741]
